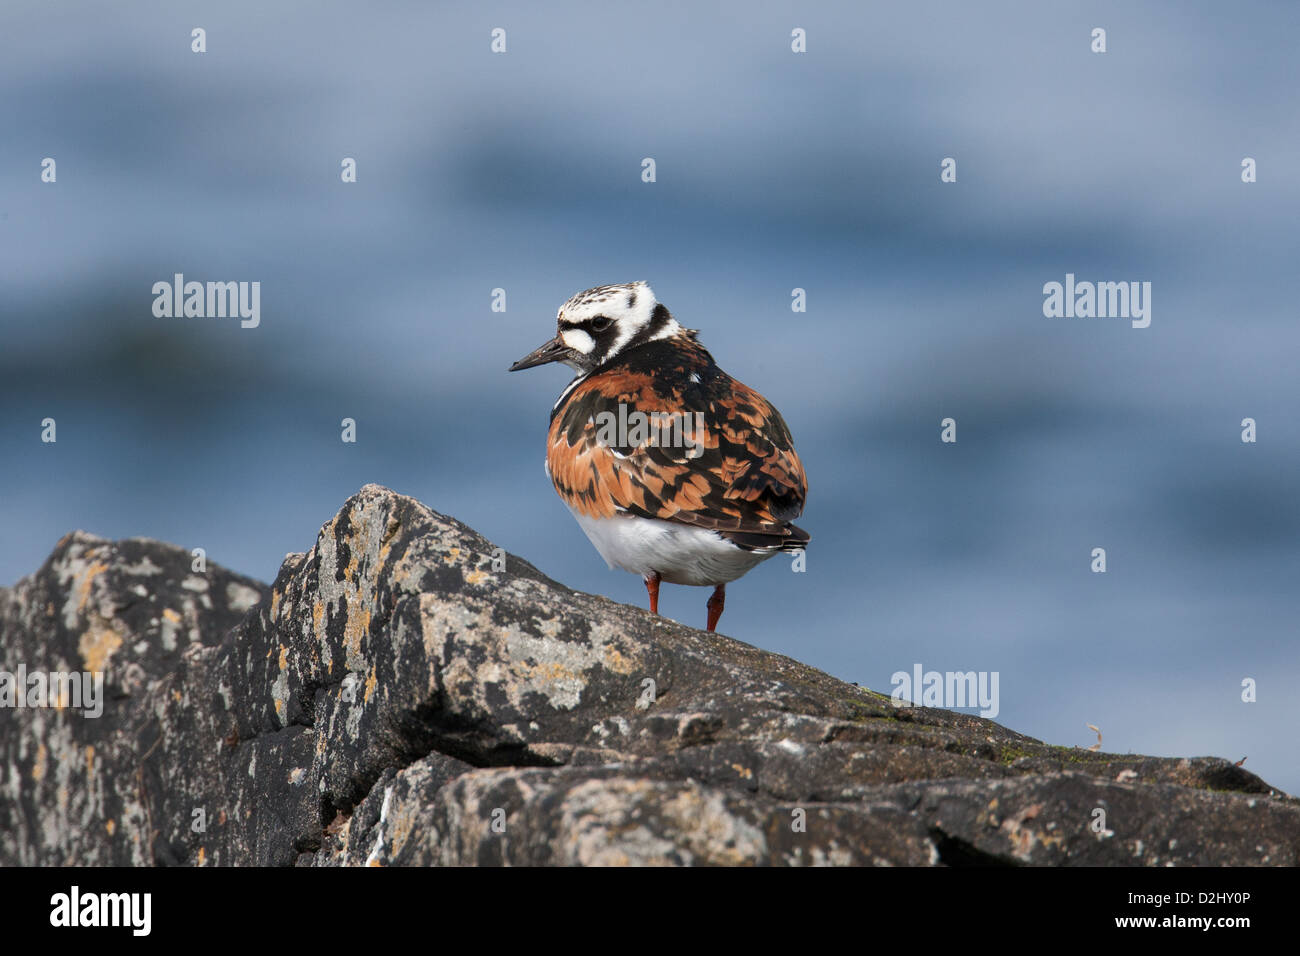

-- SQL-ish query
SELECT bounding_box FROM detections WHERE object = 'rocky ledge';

[1,484,1295,866]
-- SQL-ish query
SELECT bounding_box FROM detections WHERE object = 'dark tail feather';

[722,522,810,553]
[780,523,810,551]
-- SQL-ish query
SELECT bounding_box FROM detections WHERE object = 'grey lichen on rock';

[1,484,1295,866]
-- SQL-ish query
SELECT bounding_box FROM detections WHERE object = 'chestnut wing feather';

[546,358,808,545]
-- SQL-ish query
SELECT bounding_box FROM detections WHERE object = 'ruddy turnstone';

[509,281,808,632]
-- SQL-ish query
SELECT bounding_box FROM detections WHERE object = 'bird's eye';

[590,316,612,332]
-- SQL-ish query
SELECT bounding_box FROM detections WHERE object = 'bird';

[509,281,808,632]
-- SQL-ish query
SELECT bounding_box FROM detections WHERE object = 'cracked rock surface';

[2,484,1295,866]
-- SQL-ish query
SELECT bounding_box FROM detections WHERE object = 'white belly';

[570,510,777,586]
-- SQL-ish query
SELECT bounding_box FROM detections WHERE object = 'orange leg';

[706,584,725,632]
[644,572,661,614]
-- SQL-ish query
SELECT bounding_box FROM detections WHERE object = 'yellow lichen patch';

[528,660,580,688]
[45,602,55,618]
[444,547,460,566]
[162,607,181,624]
[172,689,182,702]
[274,697,285,719]
[76,560,109,617]
[85,745,95,777]
[364,668,378,703]
[32,742,48,782]
[731,763,753,779]
[278,646,289,672]
[105,819,116,836]
[375,530,397,577]
[344,605,371,661]
[387,809,415,858]
[271,589,281,620]
[79,624,123,673]
[465,569,488,586]
[198,846,206,866]
[312,601,325,635]
[602,647,636,675]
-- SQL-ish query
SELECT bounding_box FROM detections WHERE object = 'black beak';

[509,335,573,371]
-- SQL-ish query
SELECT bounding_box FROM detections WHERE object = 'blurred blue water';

[2,1,1297,793]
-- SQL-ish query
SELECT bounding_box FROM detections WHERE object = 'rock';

[1,484,1295,866]
[0,532,265,865]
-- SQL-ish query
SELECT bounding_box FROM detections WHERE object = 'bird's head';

[509,281,687,375]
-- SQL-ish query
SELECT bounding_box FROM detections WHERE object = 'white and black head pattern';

[554,282,687,373]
